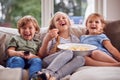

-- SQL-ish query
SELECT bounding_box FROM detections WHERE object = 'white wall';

[106,0,120,20]
[41,0,120,27]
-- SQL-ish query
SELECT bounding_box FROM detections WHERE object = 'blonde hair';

[85,13,106,34]
[48,12,71,54]
[17,15,40,34]
[48,11,71,30]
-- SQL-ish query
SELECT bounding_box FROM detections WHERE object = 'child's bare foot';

[48,76,56,80]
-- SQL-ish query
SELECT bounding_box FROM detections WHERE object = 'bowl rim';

[57,43,97,51]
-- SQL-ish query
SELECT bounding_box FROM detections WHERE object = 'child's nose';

[91,22,96,25]
[25,28,30,32]
[59,18,63,21]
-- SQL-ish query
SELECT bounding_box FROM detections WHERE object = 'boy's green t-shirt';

[8,35,41,55]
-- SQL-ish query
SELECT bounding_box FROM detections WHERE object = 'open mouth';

[60,22,66,26]
[24,34,31,38]
[91,27,97,29]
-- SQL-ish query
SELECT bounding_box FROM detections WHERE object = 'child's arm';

[7,47,24,57]
[7,47,39,59]
[103,40,120,61]
[38,29,59,58]
[38,32,54,58]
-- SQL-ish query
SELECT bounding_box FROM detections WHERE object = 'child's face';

[53,13,70,32]
[86,17,103,35]
[19,22,36,40]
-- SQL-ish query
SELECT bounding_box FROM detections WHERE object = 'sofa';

[0,20,120,80]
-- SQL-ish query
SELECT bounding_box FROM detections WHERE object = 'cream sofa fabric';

[0,65,22,80]
[70,67,120,80]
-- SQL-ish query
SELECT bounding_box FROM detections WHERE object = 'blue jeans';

[6,56,42,79]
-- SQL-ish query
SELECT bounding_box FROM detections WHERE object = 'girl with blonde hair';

[36,12,85,80]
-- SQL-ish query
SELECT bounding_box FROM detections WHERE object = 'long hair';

[48,12,72,54]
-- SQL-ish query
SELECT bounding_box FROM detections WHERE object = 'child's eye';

[29,26,33,30]
[62,17,65,19]
[89,21,92,23]
[95,21,99,23]
[56,18,60,21]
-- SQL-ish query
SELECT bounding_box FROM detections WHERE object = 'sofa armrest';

[0,67,22,80]
[70,66,120,80]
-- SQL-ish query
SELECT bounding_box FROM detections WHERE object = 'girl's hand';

[114,55,120,62]
[39,29,59,58]
[49,29,59,38]
[45,29,59,41]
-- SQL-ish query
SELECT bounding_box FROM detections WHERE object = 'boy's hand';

[16,51,25,57]
[24,52,38,59]
[23,51,30,56]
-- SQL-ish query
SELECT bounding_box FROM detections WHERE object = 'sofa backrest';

[104,20,120,51]
[0,20,120,66]
[0,26,86,66]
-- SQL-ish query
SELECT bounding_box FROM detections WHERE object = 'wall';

[41,0,120,27]
[106,0,120,21]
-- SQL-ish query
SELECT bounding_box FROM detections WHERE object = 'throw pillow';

[0,34,7,66]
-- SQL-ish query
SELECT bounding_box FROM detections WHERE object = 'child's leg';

[91,50,118,63]
[54,56,85,79]
[6,56,25,68]
[28,58,42,79]
[43,50,64,68]
[36,50,73,80]
[46,50,73,72]
[85,56,120,66]
[0,65,5,69]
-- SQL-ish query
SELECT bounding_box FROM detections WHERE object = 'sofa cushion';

[70,66,120,80]
[104,20,120,51]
